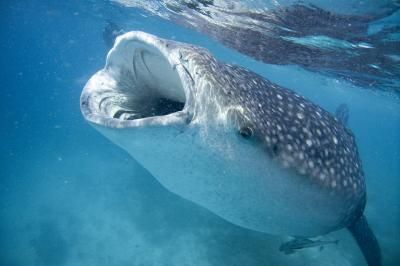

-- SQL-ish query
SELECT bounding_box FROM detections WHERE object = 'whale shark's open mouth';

[106,48,186,120]
[81,32,190,128]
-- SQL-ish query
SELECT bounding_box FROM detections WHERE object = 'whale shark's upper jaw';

[80,31,195,128]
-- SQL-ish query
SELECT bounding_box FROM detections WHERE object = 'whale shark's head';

[81,31,366,237]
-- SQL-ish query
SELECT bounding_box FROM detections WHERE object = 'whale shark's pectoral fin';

[347,215,382,266]
[335,103,349,126]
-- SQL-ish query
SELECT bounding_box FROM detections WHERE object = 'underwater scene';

[1,1,399,265]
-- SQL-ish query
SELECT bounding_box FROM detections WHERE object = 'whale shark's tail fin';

[347,215,381,266]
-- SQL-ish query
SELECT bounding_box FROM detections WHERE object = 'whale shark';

[80,31,381,266]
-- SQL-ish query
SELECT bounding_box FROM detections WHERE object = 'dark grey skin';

[83,32,381,266]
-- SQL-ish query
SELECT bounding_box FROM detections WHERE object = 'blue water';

[1,1,399,265]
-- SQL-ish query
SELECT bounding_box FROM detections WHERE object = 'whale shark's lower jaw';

[80,31,193,128]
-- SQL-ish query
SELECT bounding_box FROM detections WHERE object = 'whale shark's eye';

[239,127,253,139]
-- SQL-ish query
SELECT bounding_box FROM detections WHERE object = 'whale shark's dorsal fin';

[335,103,349,126]
[347,215,382,266]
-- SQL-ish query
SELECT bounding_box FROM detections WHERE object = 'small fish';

[102,21,125,49]
[279,237,339,254]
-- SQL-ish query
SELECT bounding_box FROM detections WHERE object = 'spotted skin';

[179,48,366,227]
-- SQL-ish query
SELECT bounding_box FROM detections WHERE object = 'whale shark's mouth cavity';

[109,47,186,120]
[82,36,187,125]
